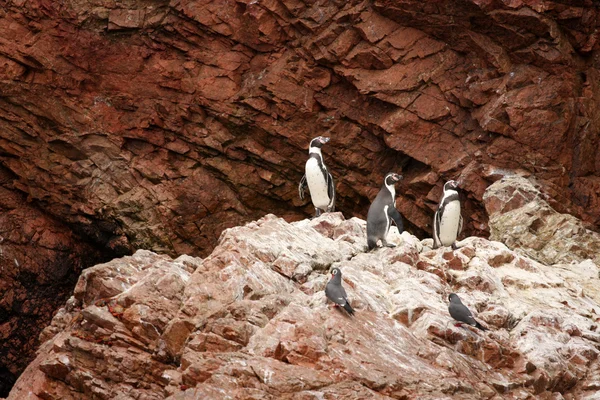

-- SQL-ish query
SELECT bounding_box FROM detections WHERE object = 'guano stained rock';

[8,178,600,399]
[3,0,600,395]
[1,0,600,260]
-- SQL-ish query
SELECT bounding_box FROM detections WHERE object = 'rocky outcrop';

[3,0,600,395]
[1,0,600,262]
[8,206,600,399]
[485,174,600,266]
[0,166,107,396]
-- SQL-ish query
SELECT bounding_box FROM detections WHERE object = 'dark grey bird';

[298,136,335,217]
[366,172,404,250]
[448,293,488,331]
[325,267,354,315]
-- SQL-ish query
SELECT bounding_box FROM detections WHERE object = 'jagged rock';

[3,0,600,386]
[484,175,600,266]
[8,212,600,399]
[0,168,106,393]
[1,0,600,263]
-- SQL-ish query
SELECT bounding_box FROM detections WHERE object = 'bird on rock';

[325,267,354,315]
[433,180,463,250]
[298,136,335,218]
[448,293,488,331]
[366,172,404,250]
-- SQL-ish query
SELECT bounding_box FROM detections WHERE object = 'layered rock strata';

[8,177,600,399]
[0,167,106,396]
[485,174,600,266]
[1,0,600,259]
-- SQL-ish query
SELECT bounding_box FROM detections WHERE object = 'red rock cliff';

[1,0,599,257]
[7,177,600,399]
[1,0,600,392]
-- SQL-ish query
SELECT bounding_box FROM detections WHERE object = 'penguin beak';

[393,173,403,182]
[319,137,330,144]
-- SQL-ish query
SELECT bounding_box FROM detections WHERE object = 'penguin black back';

[366,172,404,250]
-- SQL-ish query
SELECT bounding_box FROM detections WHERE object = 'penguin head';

[310,136,330,148]
[385,172,403,186]
[330,267,342,278]
[448,293,461,303]
[444,180,458,191]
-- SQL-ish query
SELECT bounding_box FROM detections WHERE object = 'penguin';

[366,172,404,250]
[448,293,488,331]
[325,267,354,315]
[433,180,463,250]
[298,136,335,218]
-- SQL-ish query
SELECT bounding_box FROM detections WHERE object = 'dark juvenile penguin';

[298,136,335,217]
[366,172,404,250]
[325,267,354,315]
[433,180,463,250]
[448,293,488,331]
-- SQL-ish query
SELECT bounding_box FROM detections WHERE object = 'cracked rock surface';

[3,0,600,395]
[8,194,600,398]
[1,0,600,261]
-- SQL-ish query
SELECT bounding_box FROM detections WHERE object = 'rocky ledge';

[7,176,600,399]
[2,0,600,261]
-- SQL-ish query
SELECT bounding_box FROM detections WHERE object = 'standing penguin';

[366,172,404,250]
[298,136,335,218]
[448,293,488,331]
[325,267,354,315]
[433,180,463,250]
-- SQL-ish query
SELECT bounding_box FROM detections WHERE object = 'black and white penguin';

[448,293,488,331]
[433,180,463,250]
[366,172,404,250]
[325,267,354,315]
[298,136,335,217]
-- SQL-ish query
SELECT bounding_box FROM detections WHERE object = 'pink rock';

[10,211,600,398]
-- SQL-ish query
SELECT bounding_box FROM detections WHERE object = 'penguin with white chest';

[366,172,404,250]
[433,180,463,250]
[298,136,335,217]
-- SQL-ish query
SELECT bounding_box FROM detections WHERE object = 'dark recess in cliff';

[1,0,600,393]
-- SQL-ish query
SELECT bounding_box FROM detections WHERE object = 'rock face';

[0,167,107,396]
[1,0,600,261]
[3,0,600,396]
[9,201,600,398]
[485,174,600,266]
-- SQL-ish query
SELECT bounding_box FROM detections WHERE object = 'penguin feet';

[451,243,460,250]
[313,208,322,218]
[381,240,396,248]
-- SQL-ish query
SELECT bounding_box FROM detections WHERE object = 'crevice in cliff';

[0,167,129,395]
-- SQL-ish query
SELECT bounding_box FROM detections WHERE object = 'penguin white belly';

[305,158,330,209]
[439,200,461,246]
[383,205,390,237]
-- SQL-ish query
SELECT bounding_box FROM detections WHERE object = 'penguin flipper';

[433,209,442,248]
[326,170,336,212]
[299,174,307,201]
[388,206,404,233]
